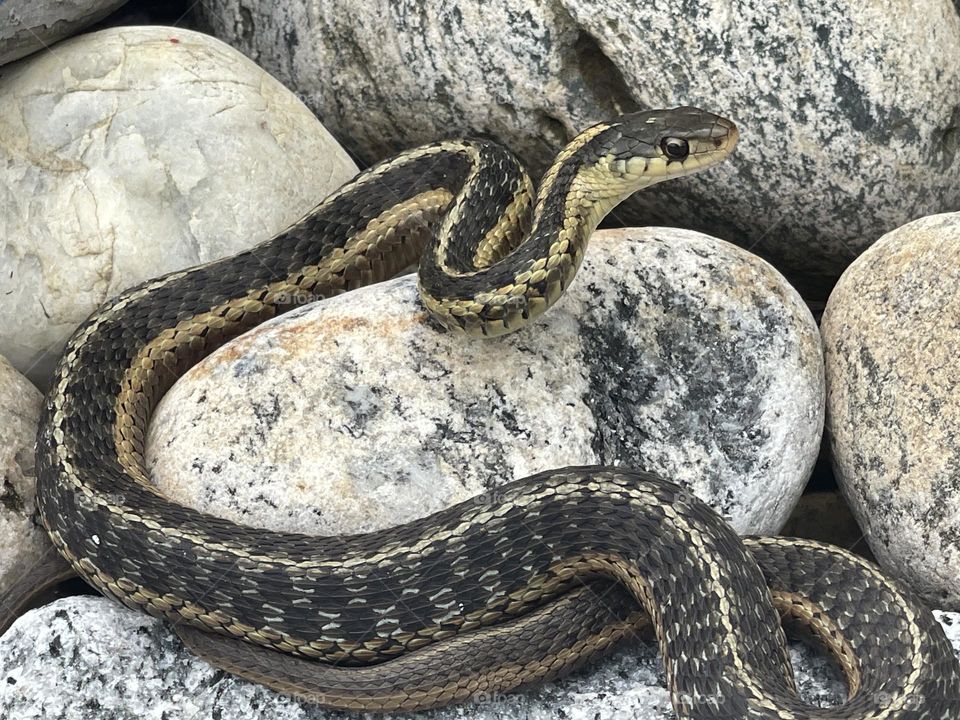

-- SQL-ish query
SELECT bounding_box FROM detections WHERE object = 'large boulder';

[2,593,918,718]
[0,0,129,66]
[194,0,960,296]
[0,25,358,389]
[823,212,960,610]
[147,228,824,538]
[0,355,50,612]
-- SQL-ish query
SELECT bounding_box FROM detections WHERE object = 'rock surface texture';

[0,25,358,388]
[823,212,960,610]
[0,0,129,66]
[8,594,940,719]
[147,228,824,538]
[194,0,960,296]
[0,355,51,608]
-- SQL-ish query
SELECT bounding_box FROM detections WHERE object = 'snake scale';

[18,106,960,717]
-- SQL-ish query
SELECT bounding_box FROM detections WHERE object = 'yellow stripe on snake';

[16,107,960,717]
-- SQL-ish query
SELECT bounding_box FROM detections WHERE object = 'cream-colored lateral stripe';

[111,189,455,489]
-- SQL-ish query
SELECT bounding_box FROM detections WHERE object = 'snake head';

[610,106,738,174]
[572,106,738,205]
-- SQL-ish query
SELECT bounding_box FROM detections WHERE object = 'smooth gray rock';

[0,26,358,389]
[194,0,960,296]
[5,594,917,719]
[147,228,824,539]
[823,212,960,610]
[0,0,128,66]
[0,354,52,608]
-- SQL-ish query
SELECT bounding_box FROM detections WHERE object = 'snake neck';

[533,157,656,244]
[418,136,654,337]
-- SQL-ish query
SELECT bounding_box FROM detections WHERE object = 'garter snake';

[20,106,960,717]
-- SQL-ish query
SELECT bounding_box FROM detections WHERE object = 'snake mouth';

[677,113,739,172]
[715,120,739,155]
[690,111,739,159]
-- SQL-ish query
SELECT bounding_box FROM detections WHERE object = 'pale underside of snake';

[7,106,958,718]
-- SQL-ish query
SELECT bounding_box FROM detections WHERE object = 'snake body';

[30,107,960,717]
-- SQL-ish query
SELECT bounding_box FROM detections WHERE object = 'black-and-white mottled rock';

[147,228,824,538]
[823,212,960,610]
[0,25,358,389]
[0,0,129,66]
[4,594,906,719]
[194,0,960,296]
[0,355,53,609]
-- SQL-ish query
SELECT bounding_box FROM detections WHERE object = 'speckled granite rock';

[194,0,960,296]
[147,228,824,538]
[823,212,960,610]
[4,594,906,718]
[0,355,53,609]
[0,26,358,389]
[0,0,129,66]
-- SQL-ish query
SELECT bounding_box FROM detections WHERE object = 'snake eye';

[660,137,690,161]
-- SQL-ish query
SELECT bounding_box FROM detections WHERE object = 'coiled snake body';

[25,107,960,717]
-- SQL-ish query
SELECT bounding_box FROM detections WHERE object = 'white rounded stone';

[194,0,960,296]
[147,227,824,538]
[1,594,910,719]
[823,211,960,609]
[0,354,51,607]
[0,0,128,66]
[0,25,358,388]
